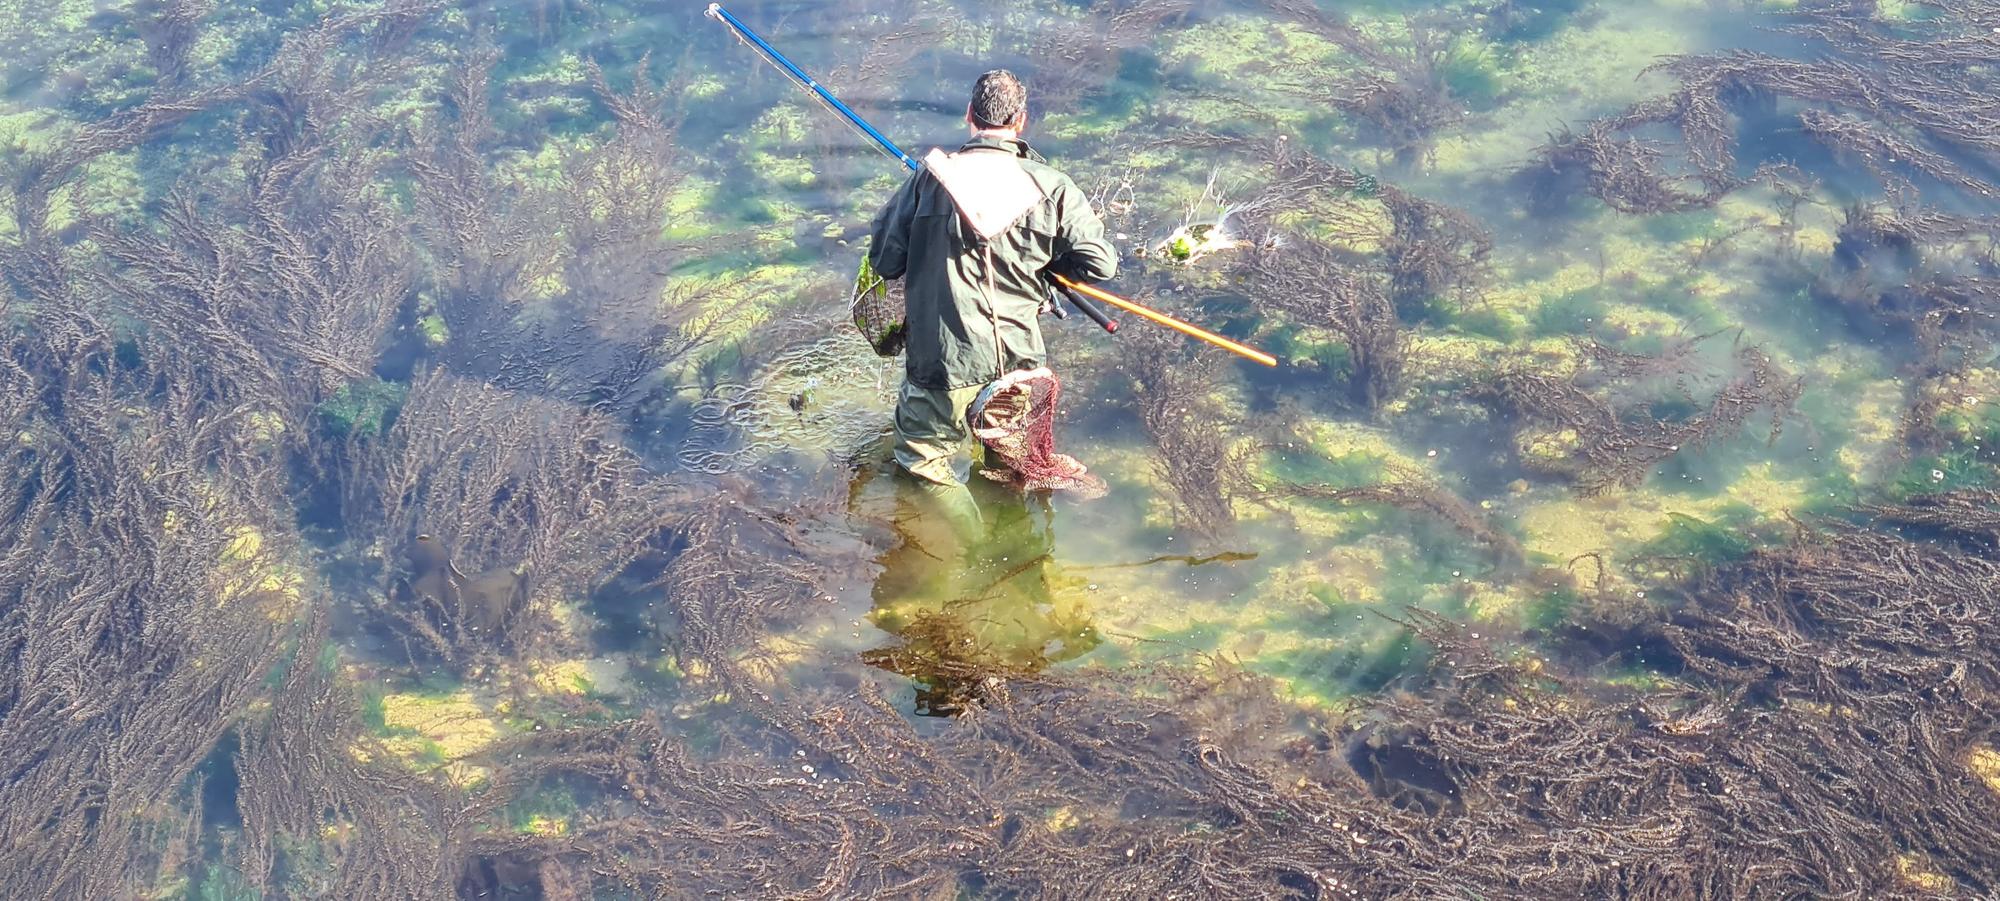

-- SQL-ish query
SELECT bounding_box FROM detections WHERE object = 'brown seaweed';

[1249,234,1407,410]
[1477,336,1802,495]
[8,3,2000,899]
[1531,2,2000,215]
[0,314,300,898]
[1261,1,1486,167]
[1023,0,1194,109]
[1814,203,2000,368]
[1867,489,2000,549]
[351,371,678,672]
[407,51,723,416]
[1182,136,1490,410]
[1116,321,1256,541]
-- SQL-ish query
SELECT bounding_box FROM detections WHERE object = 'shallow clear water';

[5,0,2000,895]
[669,0,1920,707]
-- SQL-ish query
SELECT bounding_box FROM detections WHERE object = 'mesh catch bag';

[851,251,906,357]
[967,367,1107,499]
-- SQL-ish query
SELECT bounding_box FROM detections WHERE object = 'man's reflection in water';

[859,470,1100,717]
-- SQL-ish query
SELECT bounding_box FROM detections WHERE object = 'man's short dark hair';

[969,70,1027,129]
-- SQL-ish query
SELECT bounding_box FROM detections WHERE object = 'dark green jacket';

[868,135,1118,390]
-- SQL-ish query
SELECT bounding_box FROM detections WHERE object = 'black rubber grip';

[1060,285,1118,334]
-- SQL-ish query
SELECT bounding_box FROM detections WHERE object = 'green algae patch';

[1599,303,1696,338]
[1830,379,1905,479]
[1278,418,1432,476]
[418,314,450,347]
[1162,18,1344,84]
[1260,547,1391,611]
[1462,581,1537,623]
[180,518,307,621]
[1970,745,2000,795]
[1922,369,2000,443]
[1517,428,1583,469]
[368,688,513,785]
[1070,523,1408,698]
[1513,460,1806,586]
[1893,854,1955,893]
[745,149,818,190]
[1633,511,1755,568]
[529,657,631,698]
[1891,451,1998,499]
[1251,619,1428,708]
[1437,36,1508,109]
[1517,491,1720,570]
[318,378,407,439]
[662,174,725,241]
[505,781,580,837]
[1873,0,1942,21]
[243,410,286,447]
[1426,13,1696,177]
[0,107,67,158]
[1717,462,1813,516]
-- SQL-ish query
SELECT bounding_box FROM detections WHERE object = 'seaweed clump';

[1522,75,1751,215]
[1477,334,1801,494]
[1262,1,1496,166]
[344,370,678,673]
[1116,319,1258,541]
[1354,538,2000,897]
[1020,0,1193,109]
[644,477,858,706]
[233,619,466,897]
[1182,136,1490,410]
[1868,488,2000,548]
[1814,203,2000,369]
[0,314,307,899]
[478,519,2000,899]
[1528,1,2000,215]
[408,51,723,417]
[1250,231,1406,410]
[426,504,2000,899]
[1277,473,1523,564]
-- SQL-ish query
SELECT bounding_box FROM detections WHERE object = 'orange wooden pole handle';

[1051,275,1278,367]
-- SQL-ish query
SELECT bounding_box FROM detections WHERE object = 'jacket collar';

[956,134,1046,164]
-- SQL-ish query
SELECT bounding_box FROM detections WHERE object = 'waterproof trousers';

[891,379,988,536]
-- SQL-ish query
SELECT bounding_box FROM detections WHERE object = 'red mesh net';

[967,368,1107,499]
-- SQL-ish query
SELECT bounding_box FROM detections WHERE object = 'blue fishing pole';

[706,4,1282,365]
[704,3,917,172]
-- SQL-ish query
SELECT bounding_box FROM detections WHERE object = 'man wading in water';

[866,70,1119,536]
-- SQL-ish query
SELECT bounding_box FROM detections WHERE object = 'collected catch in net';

[851,251,906,357]
[967,367,1106,498]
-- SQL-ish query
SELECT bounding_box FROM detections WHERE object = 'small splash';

[1138,170,1264,265]
[1155,219,1243,263]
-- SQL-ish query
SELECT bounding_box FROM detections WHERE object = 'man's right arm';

[867,171,922,280]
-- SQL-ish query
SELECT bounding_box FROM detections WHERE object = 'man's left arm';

[868,170,923,280]
[1045,179,1118,284]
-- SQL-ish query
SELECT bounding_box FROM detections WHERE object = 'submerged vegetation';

[4,0,2000,897]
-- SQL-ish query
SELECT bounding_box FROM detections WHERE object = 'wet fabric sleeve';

[868,170,923,280]
[1043,179,1119,284]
